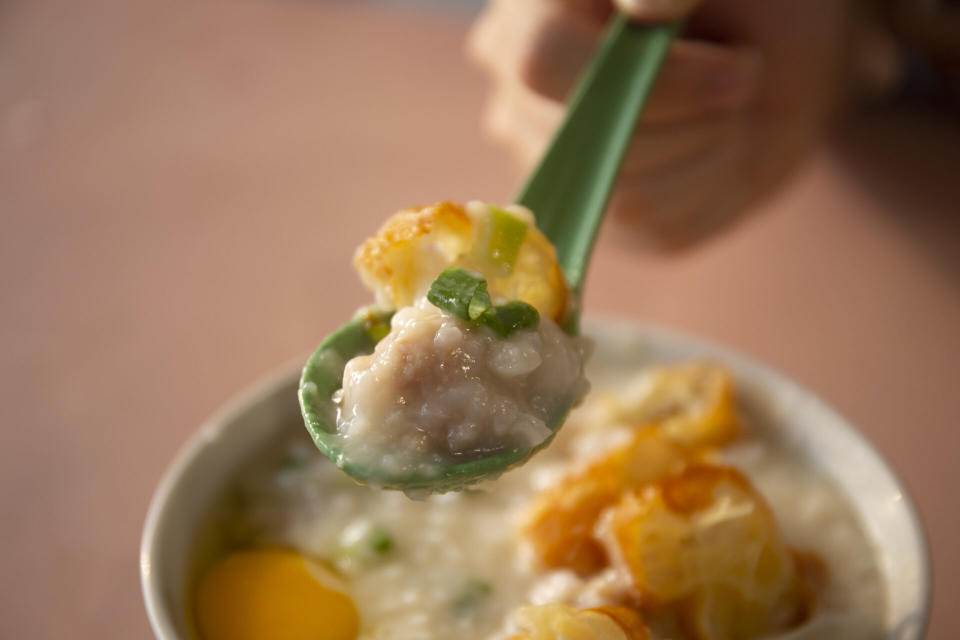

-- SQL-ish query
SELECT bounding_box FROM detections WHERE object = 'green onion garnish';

[427,268,539,337]
[360,310,392,344]
[370,528,393,556]
[336,523,395,564]
[451,578,493,616]
[488,206,527,273]
[426,267,492,321]
[480,300,540,337]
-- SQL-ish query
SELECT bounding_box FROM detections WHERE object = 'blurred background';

[1,0,957,638]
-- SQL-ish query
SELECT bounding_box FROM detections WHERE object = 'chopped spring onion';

[336,521,395,565]
[360,310,392,344]
[427,268,539,337]
[427,267,491,322]
[488,206,527,273]
[451,578,493,616]
[369,528,393,556]
[481,300,540,337]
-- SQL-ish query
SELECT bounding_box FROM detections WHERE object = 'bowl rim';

[140,319,932,640]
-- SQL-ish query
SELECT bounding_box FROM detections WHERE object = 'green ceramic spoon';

[299,15,678,492]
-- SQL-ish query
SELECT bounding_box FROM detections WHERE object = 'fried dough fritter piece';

[521,428,690,574]
[595,465,811,640]
[521,363,741,575]
[353,201,567,321]
[506,603,650,640]
[604,363,740,449]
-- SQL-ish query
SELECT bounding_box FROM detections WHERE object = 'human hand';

[469,0,854,249]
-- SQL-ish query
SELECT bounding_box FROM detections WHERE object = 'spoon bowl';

[298,309,579,491]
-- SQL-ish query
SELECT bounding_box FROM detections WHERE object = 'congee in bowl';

[142,322,929,640]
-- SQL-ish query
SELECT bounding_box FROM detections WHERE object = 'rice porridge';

[210,362,886,640]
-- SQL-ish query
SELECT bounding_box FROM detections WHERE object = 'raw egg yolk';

[195,548,359,640]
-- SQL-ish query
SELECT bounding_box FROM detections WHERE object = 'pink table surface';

[1,1,957,638]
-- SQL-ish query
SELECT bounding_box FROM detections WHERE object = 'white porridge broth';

[225,368,886,640]
[335,298,590,479]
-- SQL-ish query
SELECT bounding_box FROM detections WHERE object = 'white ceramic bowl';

[141,320,930,640]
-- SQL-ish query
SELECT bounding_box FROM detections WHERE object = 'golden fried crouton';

[506,603,650,640]
[353,201,567,321]
[353,202,472,309]
[605,363,740,449]
[595,465,810,640]
[522,428,690,574]
[786,550,827,624]
[687,551,823,640]
[522,364,742,575]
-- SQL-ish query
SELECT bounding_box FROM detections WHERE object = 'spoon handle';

[516,17,678,293]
